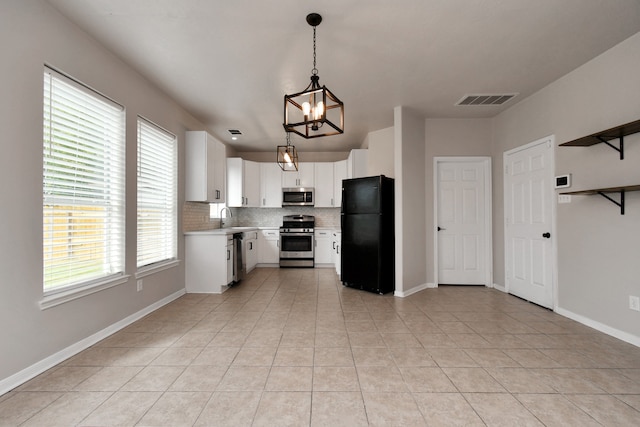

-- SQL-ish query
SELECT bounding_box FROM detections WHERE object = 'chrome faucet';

[219,207,232,228]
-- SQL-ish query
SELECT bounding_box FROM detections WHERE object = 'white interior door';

[436,158,491,285]
[504,136,555,308]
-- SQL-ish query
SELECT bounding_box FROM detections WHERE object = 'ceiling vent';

[455,93,518,106]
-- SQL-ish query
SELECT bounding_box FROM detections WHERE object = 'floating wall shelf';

[561,185,640,215]
[559,118,640,160]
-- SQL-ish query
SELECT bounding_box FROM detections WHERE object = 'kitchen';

[184,144,370,293]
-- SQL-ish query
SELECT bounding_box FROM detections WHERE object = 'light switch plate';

[558,194,571,204]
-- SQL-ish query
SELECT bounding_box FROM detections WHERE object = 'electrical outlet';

[137,279,143,292]
[629,295,640,312]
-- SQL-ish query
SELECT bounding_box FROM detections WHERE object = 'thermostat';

[555,174,571,189]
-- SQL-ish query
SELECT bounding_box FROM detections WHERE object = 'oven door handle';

[280,232,314,237]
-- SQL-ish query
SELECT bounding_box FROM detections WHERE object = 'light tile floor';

[1,267,640,426]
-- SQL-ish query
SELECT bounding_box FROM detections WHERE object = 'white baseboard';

[0,288,186,396]
[555,306,640,348]
[395,282,430,298]
[492,283,506,292]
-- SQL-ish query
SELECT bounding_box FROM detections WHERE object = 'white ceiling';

[46,0,640,152]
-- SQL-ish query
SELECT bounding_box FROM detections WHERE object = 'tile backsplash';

[183,202,340,232]
[235,207,340,228]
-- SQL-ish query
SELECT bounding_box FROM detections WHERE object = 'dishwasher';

[231,233,245,284]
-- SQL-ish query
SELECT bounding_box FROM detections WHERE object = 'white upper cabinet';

[244,160,260,207]
[260,162,282,207]
[333,159,347,208]
[347,149,368,179]
[282,162,315,188]
[314,162,335,207]
[227,158,260,207]
[185,131,226,202]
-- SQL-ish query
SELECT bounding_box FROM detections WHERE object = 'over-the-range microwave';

[282,187,314,206]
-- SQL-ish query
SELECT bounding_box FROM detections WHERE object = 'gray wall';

[0,0,207,386]
[394,107,427,294]
[492,32,640,340]
[367,127,395,178]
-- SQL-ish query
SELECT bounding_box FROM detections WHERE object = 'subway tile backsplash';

[183,202,340,232]
[235,207,340,227]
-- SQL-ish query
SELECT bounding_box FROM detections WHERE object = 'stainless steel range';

[279,215,315,268]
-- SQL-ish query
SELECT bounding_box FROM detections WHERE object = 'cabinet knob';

[542,232,551,238]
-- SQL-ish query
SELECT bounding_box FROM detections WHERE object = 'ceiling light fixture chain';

[312,24,317,76]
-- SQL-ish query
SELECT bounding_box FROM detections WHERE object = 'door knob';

[542,232,551,238]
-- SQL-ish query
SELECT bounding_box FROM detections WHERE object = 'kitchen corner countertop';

[184,227,259,236]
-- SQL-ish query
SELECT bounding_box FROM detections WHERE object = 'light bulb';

[302,102,311,118]
[283,150,292,165]
[314,101,324,120]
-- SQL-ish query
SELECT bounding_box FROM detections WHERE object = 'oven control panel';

[280,227,314,233]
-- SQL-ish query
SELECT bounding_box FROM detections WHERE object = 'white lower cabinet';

[333,230,341,278]
[186,233,233,293]
[244,231,258,273]
[258,228,279,264]
[315,229,333,265]
[226,237,234,285]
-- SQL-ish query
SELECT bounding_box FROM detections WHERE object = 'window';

[137,117,177,269]
[43,67,126,294]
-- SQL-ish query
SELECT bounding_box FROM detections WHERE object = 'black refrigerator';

[341,175,395,294]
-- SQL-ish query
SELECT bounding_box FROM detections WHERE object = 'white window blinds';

[43,67,126,293]
[137,117,177,269]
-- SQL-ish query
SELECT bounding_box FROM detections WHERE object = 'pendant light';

[283,13,344,139]
[277,132,299,171]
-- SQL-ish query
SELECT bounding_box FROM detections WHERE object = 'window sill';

[135,259,180,279]
[40,274,130,310]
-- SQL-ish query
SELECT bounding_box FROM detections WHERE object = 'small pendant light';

[277,132,299,171]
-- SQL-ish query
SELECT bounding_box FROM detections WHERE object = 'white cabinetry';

[226,237,234,285]
[282,162,315,188]
[185,131,226,202]
[334,160,347,208]
[315,229,333,265]
[332,230,342,278]
[244,161,260,207]
[227,158,260,207]
[260,162,282,207]
[347,149,368,179]
[258,228,280,264]
[186,233,233,293]
[244,230,258,273]
[314,163,335,207]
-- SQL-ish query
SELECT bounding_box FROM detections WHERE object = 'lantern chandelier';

[277,132,299,171]
[283,13,344,139]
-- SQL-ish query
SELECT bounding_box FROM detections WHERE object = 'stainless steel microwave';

[282,187,314,206]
